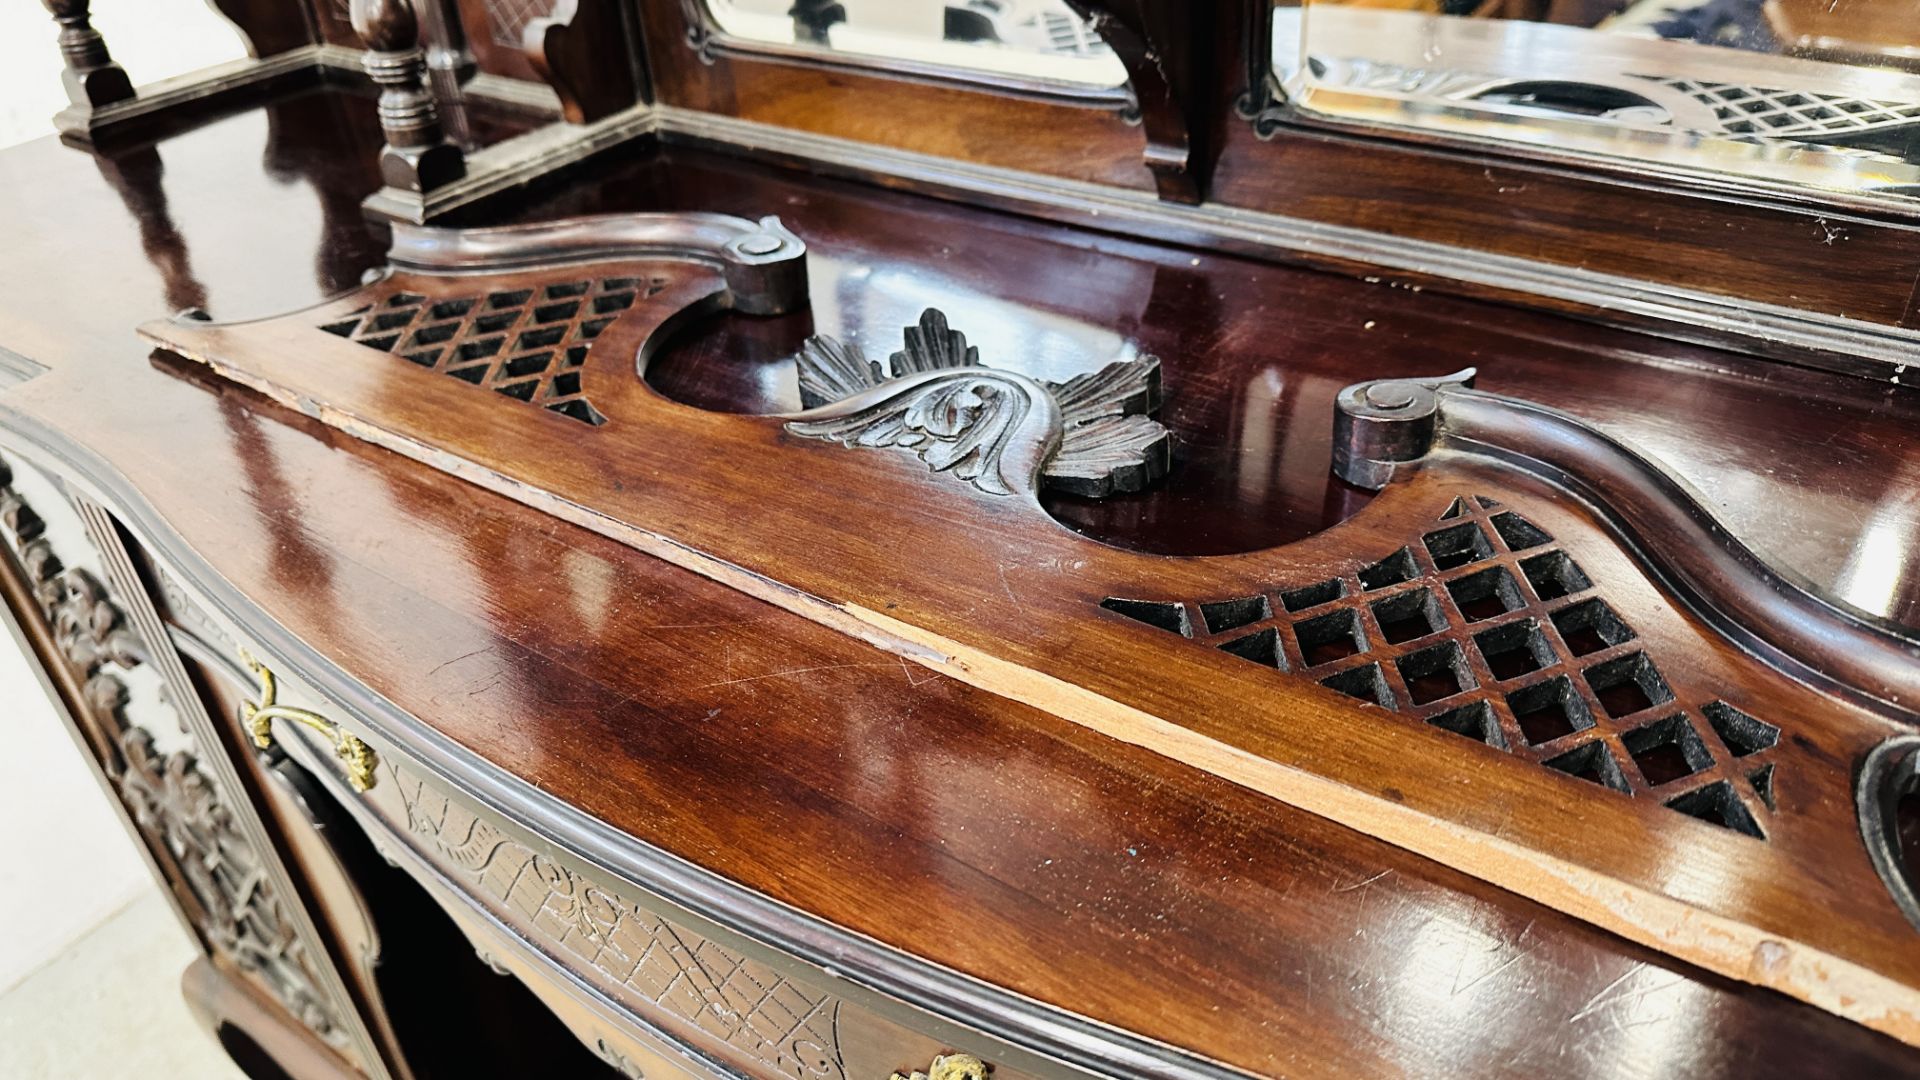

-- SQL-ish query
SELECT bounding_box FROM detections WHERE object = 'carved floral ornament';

[785,308,1170,498]
[0,456,344,1041]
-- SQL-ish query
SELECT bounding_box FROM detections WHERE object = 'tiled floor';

[0,8,251,1077]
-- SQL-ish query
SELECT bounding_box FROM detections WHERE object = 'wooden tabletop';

[2,85,1918,1077]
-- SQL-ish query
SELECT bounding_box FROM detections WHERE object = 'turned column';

[351,0,465,194]
[41,0,134,120]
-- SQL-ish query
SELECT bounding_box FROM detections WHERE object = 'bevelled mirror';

[1270,0,1920,202]
[701,0,1129,88]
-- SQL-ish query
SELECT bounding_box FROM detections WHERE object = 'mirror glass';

[705,0,1128,88]
[1276,0,1920,199]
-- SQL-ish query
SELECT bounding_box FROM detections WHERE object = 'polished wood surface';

[141,224,1920,1033]
[4,83,1920,1076]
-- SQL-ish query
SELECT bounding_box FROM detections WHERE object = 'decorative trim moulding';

[141,209,1920,1047]
[647,107,1920,387]
[46,44,561,149]
[362,102,657,226]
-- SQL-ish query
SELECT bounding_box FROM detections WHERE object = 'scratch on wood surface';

[1332,869,1392,893]
[693,662,895,690]
[1568,965,1683,1025]
[996,563,1021,606]
[896,657,943,688]
[427,647,488,677]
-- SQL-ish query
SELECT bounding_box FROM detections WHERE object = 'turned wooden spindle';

[40,0,134,112]
[351,0,464,194]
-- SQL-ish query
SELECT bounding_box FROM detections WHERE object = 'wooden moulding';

[142,216,1920,1045]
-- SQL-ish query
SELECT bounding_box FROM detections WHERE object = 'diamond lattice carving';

[1102,496,1782,838]
[319,276,669,425]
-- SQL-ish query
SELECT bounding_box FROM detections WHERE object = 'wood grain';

[2,86,1919,1075]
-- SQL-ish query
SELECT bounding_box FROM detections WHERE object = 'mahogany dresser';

[7,0,1920,1077]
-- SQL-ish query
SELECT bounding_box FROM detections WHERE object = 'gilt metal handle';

[240,650,379,793]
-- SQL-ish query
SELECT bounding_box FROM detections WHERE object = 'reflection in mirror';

[1274,0,1920,200]
[703,0,1127,88]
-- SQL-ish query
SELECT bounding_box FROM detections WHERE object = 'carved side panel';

[0,453,355,1057]
[388,763,848,1080]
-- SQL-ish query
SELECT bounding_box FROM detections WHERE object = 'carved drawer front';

[0,449,384,1076]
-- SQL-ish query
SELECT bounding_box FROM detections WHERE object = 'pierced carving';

[117,728,342,1037]
[1102,496,1782,838]
[0,458,342,1038]
[393,766,847,1080]
[318,276,669,424]
[787,308,1169,498]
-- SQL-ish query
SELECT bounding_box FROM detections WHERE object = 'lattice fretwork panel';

[1102,496,1783,838]
[319,276,671,425]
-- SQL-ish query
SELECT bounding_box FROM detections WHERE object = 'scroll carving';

[0,457,343,1043]
[392,764,847,1080]
[787,308,1169,498]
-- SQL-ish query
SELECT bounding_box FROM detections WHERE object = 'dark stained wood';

[452,0,550,84]
[4,81,1920,1077]
[182,958,364,1080]
[1062,0,1213,203]
[525,0,642,125]
[1211,2,1920,327]
[143,238,1920,1038]
[635,2,1155,192]
[353,0,466,194]
[204,0,321,58]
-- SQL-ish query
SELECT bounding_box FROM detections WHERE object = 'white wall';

[0,2,246,150]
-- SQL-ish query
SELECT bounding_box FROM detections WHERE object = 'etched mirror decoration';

[1268,0,1920,202]
[695,0,1128,90]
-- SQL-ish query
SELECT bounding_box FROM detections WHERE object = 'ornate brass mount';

[241,651,380,793]
[890,1052,988,1080]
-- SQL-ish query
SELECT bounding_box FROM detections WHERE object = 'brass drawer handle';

[892,1054,987,1080]
[240,651,379,793]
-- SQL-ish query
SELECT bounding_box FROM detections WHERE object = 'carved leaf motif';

[786,308,1169,499]
[795,335,883,409]
[889,307,978,374]
[790,374,1036,497]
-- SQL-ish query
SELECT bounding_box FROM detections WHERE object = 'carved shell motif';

[783,308,1170,498]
